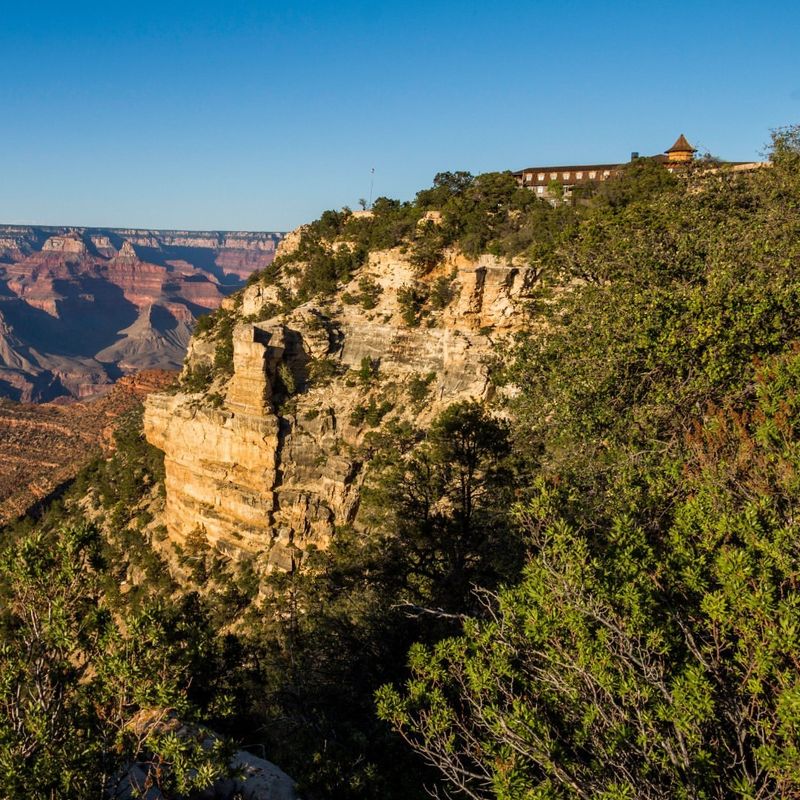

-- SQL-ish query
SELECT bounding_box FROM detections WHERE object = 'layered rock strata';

[145,244,534,568]
[0,370,175,525]
[0,225,284,401]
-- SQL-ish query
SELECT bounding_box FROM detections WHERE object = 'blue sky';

[1,0,798,231]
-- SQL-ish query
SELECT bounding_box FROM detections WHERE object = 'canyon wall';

[0,370,174,526]
[144,242,534,568]
[0,225,283,400]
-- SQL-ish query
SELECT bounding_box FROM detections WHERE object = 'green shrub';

[193,313,217,336]
[181,362,213,393]
[407,372,436,404]
[429,274,456,310]
[277,362,296,396]
[255,302,281,322]
[344,197,422,251]
[350,398,393,427]
[356,356,379,386]
[409,220,446,273]
[213,339,234,376]
[307,357,341,387]
[397,283,428,327]
[357,275,382,309]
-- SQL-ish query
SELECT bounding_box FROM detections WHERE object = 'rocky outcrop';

[42,234,88,254]
[225,324,285,413]
[145,394,282,555]
[145,241,535,567]
[0,225,284,401]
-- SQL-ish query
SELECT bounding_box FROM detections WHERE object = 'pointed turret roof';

[666,134,696,154]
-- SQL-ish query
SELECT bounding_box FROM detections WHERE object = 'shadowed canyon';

[0,226,283,401]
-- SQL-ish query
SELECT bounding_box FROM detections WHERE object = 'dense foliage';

[243,168,580,310]
[225,402,521,799]
[5,126,800,799]
[0,414,233,799]
[378,128,800,798]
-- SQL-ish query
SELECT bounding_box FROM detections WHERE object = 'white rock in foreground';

[211,750,299,800]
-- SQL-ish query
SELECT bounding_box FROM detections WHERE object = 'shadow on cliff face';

[27,370,72,401]
[281,328,312,391]
[0,378,22,402]
[57,277,140,356]
[4,278,139,358]
[175,299,213,321]
[0,370,76,403]
[166,246,244,286]
[148,303,180,331]
[130,244,244,287]
[1,299,66,353]
[128,245,169,267]
[100,230,124,251]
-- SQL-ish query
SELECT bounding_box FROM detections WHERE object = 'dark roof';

[512,163,622,176]
[666,134,696,153]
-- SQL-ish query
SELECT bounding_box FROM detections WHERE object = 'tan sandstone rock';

[144,237,534,568]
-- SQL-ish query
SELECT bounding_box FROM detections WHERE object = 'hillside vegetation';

[379,129,800,799]
[2,126,800,799]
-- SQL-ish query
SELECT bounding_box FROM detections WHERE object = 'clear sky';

[1,0,798,232]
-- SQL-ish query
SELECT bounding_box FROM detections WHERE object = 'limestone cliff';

[144,238,535,568]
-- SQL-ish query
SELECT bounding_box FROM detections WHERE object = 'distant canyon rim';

[0,225,284,402]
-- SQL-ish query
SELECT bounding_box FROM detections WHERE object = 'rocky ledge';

[144,241,535,568]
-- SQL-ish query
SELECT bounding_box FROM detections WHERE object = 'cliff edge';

[144,231,535,567]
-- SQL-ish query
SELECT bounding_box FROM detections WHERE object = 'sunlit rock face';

[0,225,283,401]
[145,236,535,568]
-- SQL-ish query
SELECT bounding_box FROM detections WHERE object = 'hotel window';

[526,174,532,182]
[563,172,570,180]
[576,171,583,179]
[550,172,557,180]
[537,186,544,194]
[603,170,610,177]
[589,171,596,179]
[538,173,545,180]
